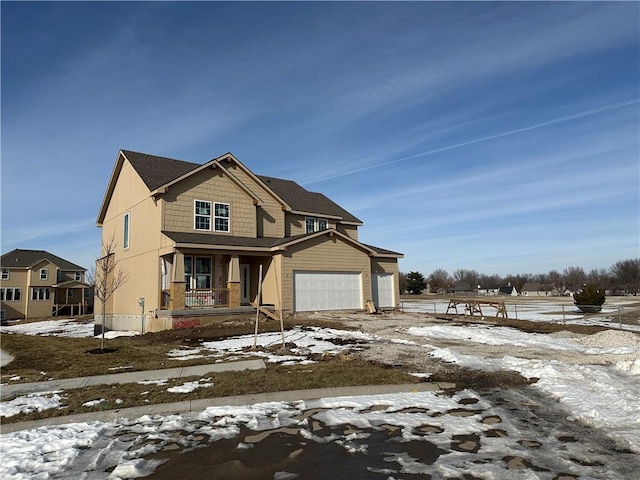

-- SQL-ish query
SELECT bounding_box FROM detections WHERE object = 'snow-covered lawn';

[1,313,639,479]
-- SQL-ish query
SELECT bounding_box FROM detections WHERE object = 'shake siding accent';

[163,169,256,237]
[280,236,372,312]
[225,164,285,237]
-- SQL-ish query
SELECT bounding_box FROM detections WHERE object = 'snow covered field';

[401,297,640,330]
[1,310,639,479]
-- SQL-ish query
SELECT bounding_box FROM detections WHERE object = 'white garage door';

[294,272,362,312]
[372,273,395,308]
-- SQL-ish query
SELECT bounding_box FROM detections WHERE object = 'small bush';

[573,285,605,313]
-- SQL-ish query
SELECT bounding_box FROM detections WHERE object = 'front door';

[240,264,251,304]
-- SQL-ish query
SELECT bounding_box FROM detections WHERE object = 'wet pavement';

[127,386,639,480]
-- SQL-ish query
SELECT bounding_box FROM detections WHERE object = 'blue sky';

[2,1,639,277]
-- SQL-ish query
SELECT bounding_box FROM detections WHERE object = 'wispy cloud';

[305,98,639,185]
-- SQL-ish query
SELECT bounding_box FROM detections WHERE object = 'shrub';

[573,284,605,313]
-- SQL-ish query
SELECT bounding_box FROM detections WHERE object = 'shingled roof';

[1,249,85,271]
[257,175,362,224]
[122,149,362,223]
[121,150,199,191]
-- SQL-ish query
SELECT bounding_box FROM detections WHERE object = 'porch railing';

[185,288,229,308]
[52,303,91,317]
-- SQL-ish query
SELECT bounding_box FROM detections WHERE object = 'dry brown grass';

[1,316,421,423]
[0,317,352,383]
[1,358,418,424]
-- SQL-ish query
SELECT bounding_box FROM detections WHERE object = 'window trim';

[1,269,8,280]
[317,218,328,231]
[194,200,212,231]
[40,268,48,281]
[123,212,130,249]
[75,271,82,281]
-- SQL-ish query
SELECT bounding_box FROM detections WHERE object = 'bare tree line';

[401,258,640,295]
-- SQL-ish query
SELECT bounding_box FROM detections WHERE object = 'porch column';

[170,251,186,310]
[227,254,241,308]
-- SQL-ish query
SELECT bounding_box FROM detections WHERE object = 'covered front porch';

[159,249,276,313]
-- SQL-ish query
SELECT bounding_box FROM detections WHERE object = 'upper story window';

[57,270,63,282]
[75,271,82,281]
[214,203,230,232]
[195,201,230,232]
[123,212,130,249]
[195,200,211,230]
[40,268,48,280]
[1,269,8,280]
[305,217,316,234]
[305,217,329,233]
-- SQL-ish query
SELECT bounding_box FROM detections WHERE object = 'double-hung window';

[214,203,230,232]
[75,271,82,281]
[123,212,130,249]
[305,217,316,234]
[194,200,211,231]
[195,201,230,232]
[40,269,48,280]
[1,269,8,280]
[305,217,328,233]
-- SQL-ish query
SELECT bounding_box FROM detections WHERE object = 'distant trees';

[453,269,479,289]
[398,257,639,296]
[398,272,407,295]
[405,271,427,295]
[563,266,586,292]
[610,259,640,294]
[428,268,451,291]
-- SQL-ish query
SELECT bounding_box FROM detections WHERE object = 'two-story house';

[96,150,403,332]
[0,249,91,321]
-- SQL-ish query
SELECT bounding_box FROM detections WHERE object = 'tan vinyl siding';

[1,269,28,319]
[336,224,359,240]
[224,164,285,238]
[280,235,372,312]
[163,168,256,237]
[100,158,164,315]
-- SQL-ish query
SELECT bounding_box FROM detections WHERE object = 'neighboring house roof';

[100,149,362,225]
[1,249,85,271]
[521,282,541,292]
[498,285,517,295]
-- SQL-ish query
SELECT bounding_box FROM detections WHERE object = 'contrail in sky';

[305,98,639,185]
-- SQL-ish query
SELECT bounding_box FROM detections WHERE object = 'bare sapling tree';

[87,236,128,350]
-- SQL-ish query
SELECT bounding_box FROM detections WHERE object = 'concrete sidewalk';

[0,359,266,400]
[0,382,454,434]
